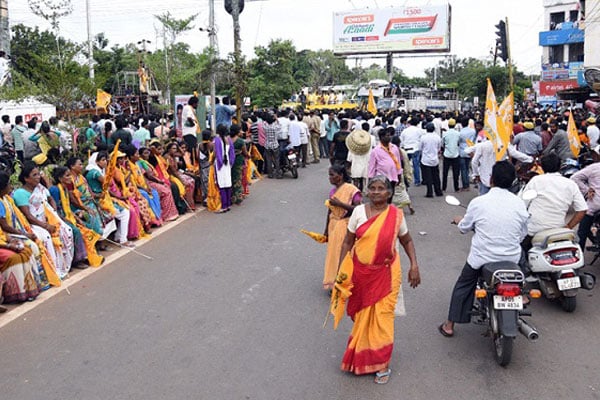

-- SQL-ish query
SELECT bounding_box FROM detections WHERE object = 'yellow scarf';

[58,183,103,267]
[1,195,61,286]
[381,144,401,170]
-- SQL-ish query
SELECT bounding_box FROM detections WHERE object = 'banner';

[96,89,112,110]
[333,5,451,55]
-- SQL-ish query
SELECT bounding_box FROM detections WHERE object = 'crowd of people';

[0,95,271,312]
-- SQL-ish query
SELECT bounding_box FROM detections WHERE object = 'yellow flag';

[567,110,581,157]
[96,89,112,109]
[367,88,377,115]
[483,78,508,161]
[497,92,514,160]
[329,252,354,330]
[79,225,104,267]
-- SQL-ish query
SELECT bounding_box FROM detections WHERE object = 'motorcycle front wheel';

[493,334,513,367]
[291,165,298,179]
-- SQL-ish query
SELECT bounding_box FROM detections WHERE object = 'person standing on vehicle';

[571,146,600,250]
[400,117,424,186]
[522,153,587,255]
[439,161,529,337]
[442,118,461,193]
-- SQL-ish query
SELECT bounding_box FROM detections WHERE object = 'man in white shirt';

[181,96,199,152]
[442,118,461,192]
[420,123,442,197]
[471,140,495,195]
[400,117,424,186]
[298,114,310,167]
[439,161,529,337]
[522,153,587,255]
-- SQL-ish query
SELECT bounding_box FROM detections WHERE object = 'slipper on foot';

[374,368,391,384]
[438,323,454,337]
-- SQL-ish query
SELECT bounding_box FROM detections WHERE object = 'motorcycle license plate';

[287,154,296,160]
[557,277,581,291]
[493,295,523,310]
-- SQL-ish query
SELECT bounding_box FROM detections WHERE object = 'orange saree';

[330,205,402,375]
[323,183,360,289]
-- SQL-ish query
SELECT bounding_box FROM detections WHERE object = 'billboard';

[539,79,579,97]
[332,5,451,55]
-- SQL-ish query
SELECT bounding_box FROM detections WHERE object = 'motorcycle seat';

[481,261,522,285]
[531,228,575,248]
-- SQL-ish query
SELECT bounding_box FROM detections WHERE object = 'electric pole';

[86,0,94,81]
[209,0,216,134]
[232,0,242,122]
[0,0,9,56]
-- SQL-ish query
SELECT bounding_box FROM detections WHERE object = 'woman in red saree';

[331,175,421,384]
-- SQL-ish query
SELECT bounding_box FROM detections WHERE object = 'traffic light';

[225,0,245,15]
[386,53,393,74]
[495,20,508,63]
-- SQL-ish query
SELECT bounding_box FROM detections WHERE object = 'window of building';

[550,11,565,30]
[570,10,579,22]
[549,45,564,63]
[569,42,584,62]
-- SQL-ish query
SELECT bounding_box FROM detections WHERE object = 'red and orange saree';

[330,205,403,375]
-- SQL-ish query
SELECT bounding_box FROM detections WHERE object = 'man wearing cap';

[442,118,461,192]
[513,121,542,157]
[587,117,599,147]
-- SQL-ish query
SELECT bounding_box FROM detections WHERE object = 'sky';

[9,0,545,78]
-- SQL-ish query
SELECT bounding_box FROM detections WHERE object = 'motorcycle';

[522,191,596,312]
[446,195,540,366]
[279,144,298,179]
[0,142,16,174]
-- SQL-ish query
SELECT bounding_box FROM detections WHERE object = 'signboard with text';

[539,79,579,96]
[333,4,451,55]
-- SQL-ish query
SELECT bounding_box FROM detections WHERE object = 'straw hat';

[346,129,372,155]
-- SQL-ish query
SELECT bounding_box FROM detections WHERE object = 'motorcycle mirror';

[445,195,462,207]
[521,190,538,201]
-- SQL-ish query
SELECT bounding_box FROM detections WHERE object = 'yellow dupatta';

[57,183,104,267]
[1,195,61,286]
[157,154,185,197]
[206,151,221,212]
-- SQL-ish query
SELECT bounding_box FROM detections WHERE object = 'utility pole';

[163,26,170,106]
[506,17,514,93]
[209,0,216,134]
[86,0,94,81]
[0,0,9,56]
[232,0,242,122]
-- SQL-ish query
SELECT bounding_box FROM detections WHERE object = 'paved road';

[1,162,600,399]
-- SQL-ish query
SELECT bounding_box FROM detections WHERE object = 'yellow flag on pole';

[567,110,581,157]
[497,92,514,160]
[96,89,112,110]
[483,78,509,161]
[367,88,377,115]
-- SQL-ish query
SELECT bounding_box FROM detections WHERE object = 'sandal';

[374,368,391,384]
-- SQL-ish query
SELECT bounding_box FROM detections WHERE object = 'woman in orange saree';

[331,175,421,384]
[322,164,361,290]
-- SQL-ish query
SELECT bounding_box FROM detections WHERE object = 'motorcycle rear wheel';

[291,165,298,179]
[493,334,513,367]
[560,295,577,312]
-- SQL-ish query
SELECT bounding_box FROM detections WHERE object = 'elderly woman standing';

[330,176,421,385]
[322,164,361,290]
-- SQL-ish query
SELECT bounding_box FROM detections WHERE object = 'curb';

[0,207,204,330]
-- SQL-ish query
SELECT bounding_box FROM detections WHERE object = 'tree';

[247,39,297,107]
[154,12,197,104]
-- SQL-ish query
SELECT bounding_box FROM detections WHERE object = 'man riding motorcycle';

[520,153,587,266]
[439,161,529,337]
